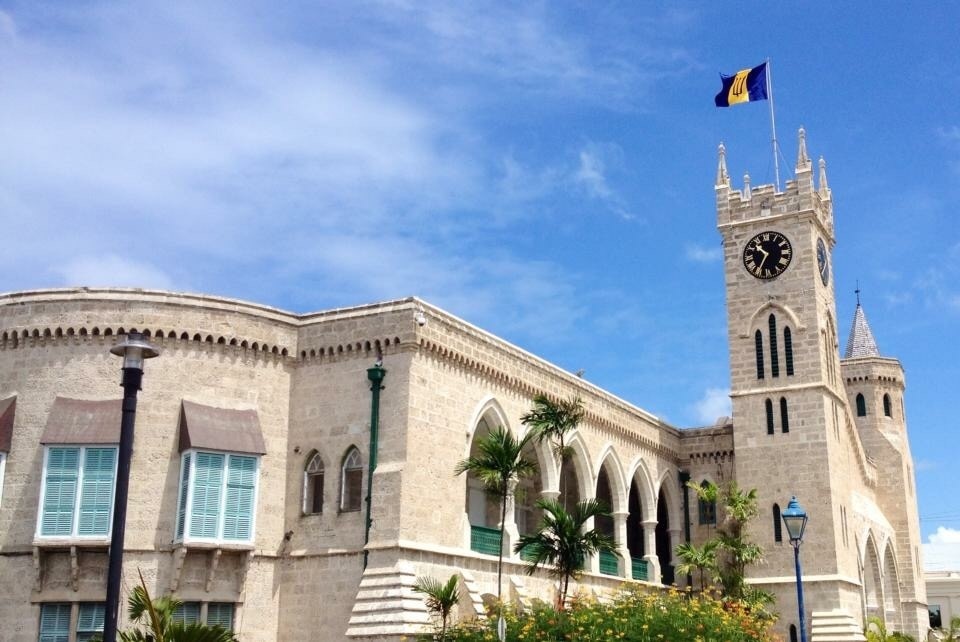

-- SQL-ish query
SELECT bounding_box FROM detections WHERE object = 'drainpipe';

[678,470,692,588]
[363,364,387,569]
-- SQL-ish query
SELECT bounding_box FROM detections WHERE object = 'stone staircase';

[810,610,867,641]
[345,562,430,638]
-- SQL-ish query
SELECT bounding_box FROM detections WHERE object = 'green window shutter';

[76,603,105,641]
[175,454,191,540]
[78,448,117,536]
[41,448,80,536]
[189,452,224,538]
[172,602,201,624]
[206,603,234,630]
[222,455,256,541]
[39,603,71,642]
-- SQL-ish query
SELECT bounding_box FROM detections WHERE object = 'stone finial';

[796,127,810,169]
[743,172,751,200]
[716,142,730,187]
[818,156,830,194]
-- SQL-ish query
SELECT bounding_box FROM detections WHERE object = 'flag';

[714,62,768,107]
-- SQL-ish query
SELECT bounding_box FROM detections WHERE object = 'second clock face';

[742,231,792,279]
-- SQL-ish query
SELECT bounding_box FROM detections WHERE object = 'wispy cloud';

[685,244,723,263]
[691,387,731,425]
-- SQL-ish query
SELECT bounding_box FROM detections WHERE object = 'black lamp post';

[103,332,159,642]
[781,496,809,642]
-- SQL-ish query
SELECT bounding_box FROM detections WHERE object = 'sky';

[0,1,957,563]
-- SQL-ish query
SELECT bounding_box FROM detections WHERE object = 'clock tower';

[716,129,924,640]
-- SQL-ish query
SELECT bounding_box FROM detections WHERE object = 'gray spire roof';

[844,304,880,358]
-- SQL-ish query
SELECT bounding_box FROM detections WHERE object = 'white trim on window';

[35,445,118,541]
[0,452,6,507]
[174,449,261,546]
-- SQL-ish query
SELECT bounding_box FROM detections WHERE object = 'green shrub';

[424,585,777,641]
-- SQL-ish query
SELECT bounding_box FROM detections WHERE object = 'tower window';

[883,394,892,417]
[765,399,774,435]
[856,393,867,417]
[340,447,363,512]
[755,330,765,380]
[790,624,798,642]
[784,327,794,376]
[697,480,716,525]
[303,452,324,515]
[769,314,780,378]
[773,503,782,542]
[780,398,789,433]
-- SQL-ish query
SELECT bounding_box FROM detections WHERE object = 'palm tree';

[520,395,583,503]
[513,498,619,609]
[115,571,237,642]
[412,574,460,641]
[674,540,718,592]
[454,424,537,603]
[864,615,916,642]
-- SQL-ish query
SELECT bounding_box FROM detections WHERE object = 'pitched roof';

[844,304,880,358]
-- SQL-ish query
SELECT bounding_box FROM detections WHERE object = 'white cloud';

[685,244,722,263]
[930,527,960,544]
[55,255,176,290]
[692,387,731,425]
[575,150,613,200]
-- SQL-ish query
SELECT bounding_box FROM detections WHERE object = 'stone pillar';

[642,519,661,584]
[503,485,519,559]
[613,511,629,577]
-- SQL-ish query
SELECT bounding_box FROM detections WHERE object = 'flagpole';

[766,57,781,192]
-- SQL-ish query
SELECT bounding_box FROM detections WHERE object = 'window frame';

[35,445,118,541]
[38,603,71,642]
[697,481,716,526]
[174,449,261,546]
[339,447,363,513]
[302,452,325,515]
[856,393,867,417]
[0,451,6,507]
[76,602,105,642]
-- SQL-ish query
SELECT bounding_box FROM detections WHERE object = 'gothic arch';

[464,396,511,454]
[654,468,681,531]
[557,431,593,507]
[743,302,803,337]
[861,532,883,619]
[626,458,657,522]
[594,445,628,513]
[880,537,903,630]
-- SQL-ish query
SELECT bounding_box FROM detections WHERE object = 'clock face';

[817,238,830,286]
[742,231,792,280]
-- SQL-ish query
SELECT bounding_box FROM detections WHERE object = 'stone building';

[0,130,925,641]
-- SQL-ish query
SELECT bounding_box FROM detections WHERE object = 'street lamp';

[104,332,159,642]
[781,496,809,642]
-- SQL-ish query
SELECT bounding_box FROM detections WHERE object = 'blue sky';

[0,2,958,557]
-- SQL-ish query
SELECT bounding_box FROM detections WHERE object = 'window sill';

[33,537,110,549]
[174,540,254,552]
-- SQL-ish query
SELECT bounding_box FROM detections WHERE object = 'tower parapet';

[716,128,834,239]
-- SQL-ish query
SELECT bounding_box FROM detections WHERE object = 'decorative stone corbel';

[236,550,253,597]
[170,546,187,592]
[33,546,42,592]
[70,546,80,592]
[205,549,222,592]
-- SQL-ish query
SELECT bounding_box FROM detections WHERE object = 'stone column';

[642,519,661,584]
[613,511,629,577]
[503,483,519,560]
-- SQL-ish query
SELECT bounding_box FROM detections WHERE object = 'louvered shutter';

[38,603,71,642]
[175,454,191,540]
[189,452,224,538]
[76,603,105,641]
[206,603,234,630]
[222,455,256,541]
[41,448,79,536]
[172,602,201,624]
[78,448,116,536]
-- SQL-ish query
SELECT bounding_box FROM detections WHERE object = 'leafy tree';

[514,498,619,609]
[114,570,237,642]
[686,481,765,604]
[454,424,537,603]
[520,395,584,501]
[674,540,718,592]
[413,574,461,641]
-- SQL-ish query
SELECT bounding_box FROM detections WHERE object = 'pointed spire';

[796,126,811,169]
[716,142,730,187]
[742,172,751,200]
[818,156,830,194]
[844,297,881,358]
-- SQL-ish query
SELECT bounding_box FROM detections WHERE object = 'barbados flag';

[715,62,768,107]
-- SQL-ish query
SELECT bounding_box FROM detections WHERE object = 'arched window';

[780,397,790,433]
[698,480,716,525]
[769,314,780,378]
[784,327,794,376]
[856,393,867,417]
[790,624,798,642]
[340,447,363,512]
[765,399,774,435]
[755,330,765,380]
[883,394,892,417]
[303,453,324,515]
[773,503,783,543]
